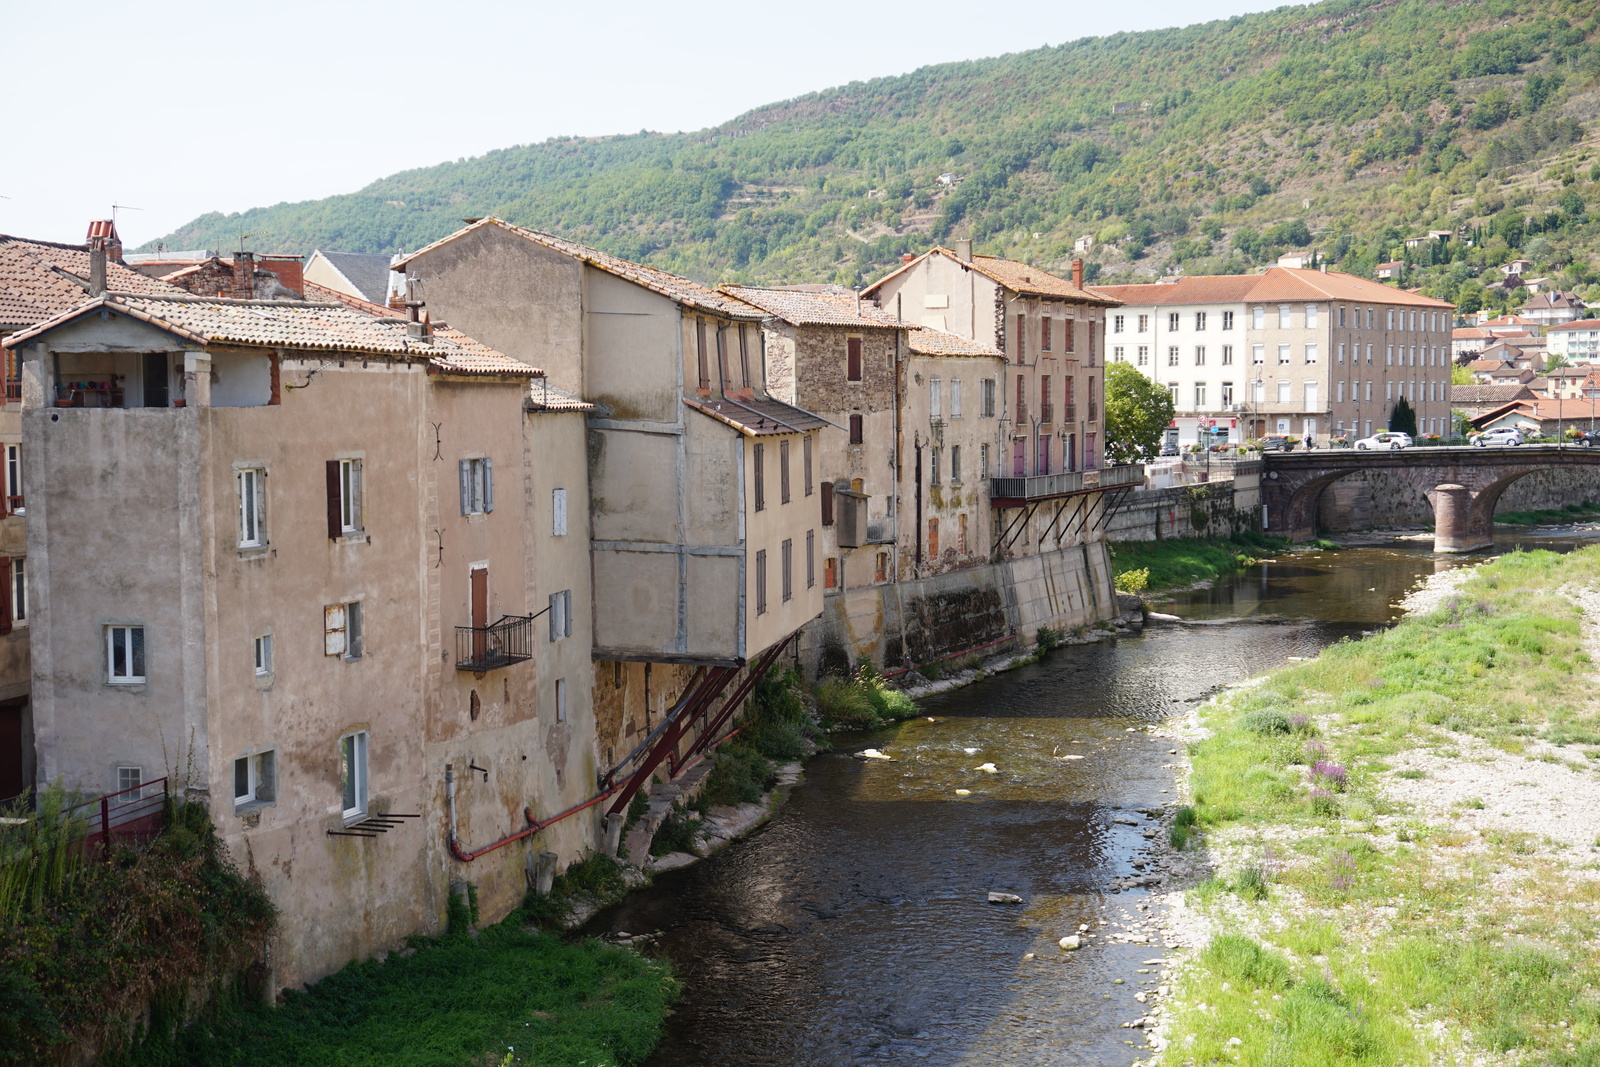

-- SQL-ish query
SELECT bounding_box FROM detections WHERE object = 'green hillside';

[149,0,1600,308]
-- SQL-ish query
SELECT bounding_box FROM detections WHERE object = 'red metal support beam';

[605,666,740,817]
[674,634,794,773]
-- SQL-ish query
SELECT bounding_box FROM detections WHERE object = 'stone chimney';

[236,251,256,299]
[86,219,122,261]
[954,239,973,262]
[1072,259,1085,288]
[404,277,431,340]
[88,236,107,297]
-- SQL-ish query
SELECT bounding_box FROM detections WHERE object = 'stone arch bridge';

[1260,446,1600,552]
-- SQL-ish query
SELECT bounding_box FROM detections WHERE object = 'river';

[593,532,1594,1067]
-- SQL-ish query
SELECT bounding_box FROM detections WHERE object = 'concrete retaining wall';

[1105,474,1263,543]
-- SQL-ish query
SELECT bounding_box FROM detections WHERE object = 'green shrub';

[1239,708,1292,735]
[700,748,773,807]
[1114,567,1150,593]
[1037,625,1063,651]
[815,675,878,728]
[650,804,699,857]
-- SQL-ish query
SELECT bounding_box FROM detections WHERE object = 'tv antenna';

[111,203,143,223]
[236,230,266,254]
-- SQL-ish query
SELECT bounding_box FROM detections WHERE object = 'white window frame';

[1167,346,1179,367]
[1222,311,1234,330]
[930,378,942,417]
[1137,314,1149,333]
[1195,311,1207,331]
[117,765,143,800]
[555,679,567,724]
[325,601,363,660]
[1252,344,1265,365]
[1194,345,1206,366]
[237,467,266,548]
[1194,382,1206,409]
[950,378,962,417]
[549,589,573,641]
[1305,343,1318,364]
[1167,312,1180,332]
[234,751,274,810]
[340,731,368,820]
[10,556,23,625]
[1113,314,1125,334]
[459,456,493,515]
[107,624,145,684]
[5,443,22,514]
[1306,304,1318,328]
[1252,307,1265,330]
[552,488,568,536]
[1277,343,1291,365]
[338,458,363,535]
[1277,379,1291,403]
[1137,346,1149,366]
[254,633,273,676]
[1278,306,1292,329]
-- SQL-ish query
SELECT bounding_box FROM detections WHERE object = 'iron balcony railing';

[61,776,168,855]
[455,614,535,672]
[989,462,1144,505]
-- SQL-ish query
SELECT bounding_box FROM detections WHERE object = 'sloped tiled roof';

[862,247,1117,306]
[1521,291,1586,311]
[685,395,830,437]
[1548,318,1600,332]
[525,380,593,412]
[717,284,905,328]
[0,234,184,327]
[309,250,396,304]
[908,326,1004,359]
[396,218,762,320]
[1450,385,1537,404]
[1242,267,1453,307]
[1096,275,1263,306]
[3,293,538,378]
[1481,314,1538,327]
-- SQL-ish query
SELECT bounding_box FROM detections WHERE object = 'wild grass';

[813,663,917,731]
[1172,546,1600,1065]
[0,781,89,924]
[1109,532,1289,593]
[137,914,678,1067]
[1495,501,1600,526]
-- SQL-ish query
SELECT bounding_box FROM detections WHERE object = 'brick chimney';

[86,219,122,261]
[258,254,304,295]
[1072,259,1085,288]
[88,236,107,297]
[901,253,916,265]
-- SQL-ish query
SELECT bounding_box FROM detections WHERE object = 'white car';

[1472,427,1524,447]
[1354,431,1411,450]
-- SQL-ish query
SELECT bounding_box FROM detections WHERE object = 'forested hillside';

[150,0,1600,309]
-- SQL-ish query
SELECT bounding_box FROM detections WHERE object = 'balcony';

[1039,404,1055,425]
[455,614,535,672]
[990,463,1143,507]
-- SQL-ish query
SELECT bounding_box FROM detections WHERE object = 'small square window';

[234,750,276,810]
[117,765,142,799]
[107,624,145,684]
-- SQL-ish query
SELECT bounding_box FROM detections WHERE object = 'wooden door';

[470,567,488,662]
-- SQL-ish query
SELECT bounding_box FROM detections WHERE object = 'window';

[849,414,863,445]
[739,324,753,387]
[1304,343,1318,364]
[1253,307,1265,330]
[1222,344,1233,365]
[1194,382,1206,409]
[8,557,22,625]
[552,488,568,535]
[1016,377,1026,417]
[824,557,837,589]
[951,379,962,417]
[1277,380,1291,403]
[1042,317,1052,352]
[928,518,939,557]
[951,445,962,483]
[234,751,275,810]
[806,530,815,588]
[1252,344,1265,365]
[1307,304,1319,328]
[5,444,22,513]
[821,481,834,526]
[1386,381,1393,400]
[1040,375,1052,421]
[1277,343,1291,364]
[959,513,969,552]
[930,378,942,417]
[1365,381,1372,402]
[237,467,265,548]
[1065,318,1075,353]
[715,325,730,390]
[1167,346,1179,367]
[1113,314,1125,334]
[1112,345,1124,362]
[555,679,567,723]
[1015,314,1026,361]
[1195,311,1207,331]
[695,320,710,390]
[1137,314,1149,333]
[1167,383,1179,404]
[753,443,765,511]
[930,447,941,487]
[1305,381,1318,406]
[1221,381,1234,407]
[1386,345,1393,366]
[549,590,572,640]
[1137,346,1149,366]
[341,731,368,819]
[458,457,492,516]
[875,552,887,582]
[1252,379,1265,402]
[755,549,768,615]
[1168,312,1180,332]
[1222,311,1235,330]
[803,436,813,495]
[107,625,145,684]
[325,601,363,660]
[1275,306,1290,329]
[1337,381,1345,403]
[118,766,142,798]
[846,337,862,381]
[1195,345,1206,366]
[781,539,793,602]
[254,633,273,676]
[981,378,996,417]
[780,441,791,504]
[325,458,364,537]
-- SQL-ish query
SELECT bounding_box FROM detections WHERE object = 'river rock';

[1146,612,1182,622]
[1114,815,1139,825]
[976,762,998,773]
[859,749,892,760]
[987,891,1024,904]
[1059,934,1081,950]
[955,788,972,796]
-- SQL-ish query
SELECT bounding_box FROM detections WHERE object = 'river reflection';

[598,533,1589,1067]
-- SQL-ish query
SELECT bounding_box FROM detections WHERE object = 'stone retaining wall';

[1105,474,1263,543]
[1317,465,1600,531]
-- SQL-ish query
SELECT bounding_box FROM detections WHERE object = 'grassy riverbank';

[1163,547,1600,1065]
[1109,531,1299,594]
[134,894,677,1067]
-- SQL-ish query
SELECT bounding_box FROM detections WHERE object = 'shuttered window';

[325,602,363,660]
[755,549,768,615]
[846,337,862,381]
[696,319,710,390]
[849,415,863,444]
[549,589,572,641]
[781,538,793,602]
[806,530,815,588]
[821,481,834,526]
[780,440,791,504]
[803,435,813,496]
[326,459,362,538]
[753,444,765,511]
[552,488,567,535]
[459,457,493,515]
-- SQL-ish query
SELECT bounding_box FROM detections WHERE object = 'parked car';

[1573,430,1600,448]
[1354,431,1411,450]
[1257,434,1295,452]
[1158,442,1179,457]
[1472,427,1524,447]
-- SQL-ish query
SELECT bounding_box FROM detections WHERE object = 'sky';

[6,0,1296,248]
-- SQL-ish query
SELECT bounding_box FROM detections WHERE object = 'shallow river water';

[595,533,1591,1067]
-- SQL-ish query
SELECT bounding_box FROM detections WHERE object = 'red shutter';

[326,460,342,540]
[0,557,12,636]
[847,337,862,381]
[849,414,863,444]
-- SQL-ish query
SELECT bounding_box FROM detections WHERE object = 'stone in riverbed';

[1114,816,1139,825]
[858,749,892,760]
[988,891,1024,904]
[1059,935,1082,950]
[976,762,998,773]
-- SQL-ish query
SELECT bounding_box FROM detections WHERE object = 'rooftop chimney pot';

[88,236,107,297]
[954,238,973,262]
[901,253,916,264]
[1072,259,1084,288]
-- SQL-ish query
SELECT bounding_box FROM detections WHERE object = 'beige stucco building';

[9,287,597,992]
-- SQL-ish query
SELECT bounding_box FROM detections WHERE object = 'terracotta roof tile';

[525,381,593,412]
[1450,385,1537,403]
[0,234,185,328]
[1102,267,1452,308]
[863,247,1117,306]
[4,293,538,378]
[908,327,1004,359]
[1549,319,1600,332]
[685,395,829,436]
[397,218,761,320]
[1096,276,1264,306]
[717,284,906,328]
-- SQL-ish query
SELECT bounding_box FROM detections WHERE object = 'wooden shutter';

[821,481,834,526]
[0,557,11,636]
[324,603,346,656]
[483,457,494,513]
[459,459,471,515]
[553,488,567,535]
[846,337,862,381]
[325,461,342,540]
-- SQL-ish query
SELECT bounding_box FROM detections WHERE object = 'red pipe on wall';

[448,784,620,863]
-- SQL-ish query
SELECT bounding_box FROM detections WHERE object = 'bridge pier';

[1430,483,1490,553]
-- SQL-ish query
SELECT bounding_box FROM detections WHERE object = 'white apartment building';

[1546,319,1600,364]
[1099,268,1455,444]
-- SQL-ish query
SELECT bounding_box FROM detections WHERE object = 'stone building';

[8,284,597,992]
[1099,268,1456,445]
[394,219,824,813]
